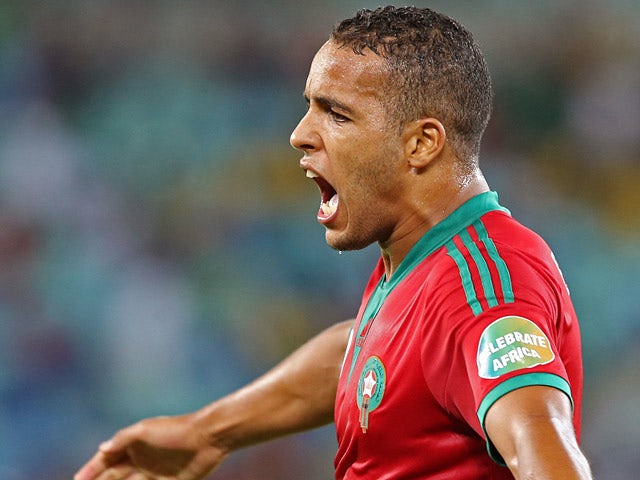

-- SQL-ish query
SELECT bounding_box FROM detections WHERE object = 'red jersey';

[334,191,583,479]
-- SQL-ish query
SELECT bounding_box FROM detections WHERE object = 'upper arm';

[485,385,592,479]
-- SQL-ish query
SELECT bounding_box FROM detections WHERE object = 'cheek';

[330,128,403,191]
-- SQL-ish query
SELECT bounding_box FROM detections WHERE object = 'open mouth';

[306,169,339,221]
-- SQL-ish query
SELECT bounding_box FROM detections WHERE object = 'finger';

[76,422,149,480]
[75,449,123,480]
[124,472,150,480]
[101,423,145,454]
[92,463,136,480]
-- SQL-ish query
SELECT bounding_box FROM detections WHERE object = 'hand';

[74,413,228,480]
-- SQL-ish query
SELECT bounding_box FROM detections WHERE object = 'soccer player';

[75,6,593,480]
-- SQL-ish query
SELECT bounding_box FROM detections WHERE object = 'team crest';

[357,356,386,433]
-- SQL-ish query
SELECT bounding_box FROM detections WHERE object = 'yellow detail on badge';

[477,316,555,379]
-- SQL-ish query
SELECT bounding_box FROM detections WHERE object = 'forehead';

[305,41,388,105]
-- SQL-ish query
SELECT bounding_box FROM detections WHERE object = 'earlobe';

[405,118,446,170]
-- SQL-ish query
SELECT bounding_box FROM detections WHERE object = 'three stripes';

[446,220,514,316]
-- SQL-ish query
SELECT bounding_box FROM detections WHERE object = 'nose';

[290,111,319,153]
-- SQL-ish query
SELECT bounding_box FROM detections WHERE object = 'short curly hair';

[331,6,493,163]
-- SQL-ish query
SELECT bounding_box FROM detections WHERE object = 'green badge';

[357,356,386,433]
[477,316,555,379]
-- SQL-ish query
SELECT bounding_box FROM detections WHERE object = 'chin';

[325,230,373,252]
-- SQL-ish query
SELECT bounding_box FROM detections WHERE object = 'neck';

[380,169,489,279]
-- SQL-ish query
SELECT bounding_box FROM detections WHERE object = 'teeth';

[306,169,319,178]
[320,194,338,216]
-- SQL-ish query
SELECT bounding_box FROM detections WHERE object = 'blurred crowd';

[0,1,638,479]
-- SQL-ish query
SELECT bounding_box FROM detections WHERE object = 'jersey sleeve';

[425,228,578,465]
[460,304,573,464]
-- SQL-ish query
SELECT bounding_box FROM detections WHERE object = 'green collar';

[378,191,510,292]
[346,191,509,384]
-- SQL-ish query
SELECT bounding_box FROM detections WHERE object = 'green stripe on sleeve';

[474,221,515,303]
[477,373,574,465]
[459,229,498,308]
[446,239,483,316]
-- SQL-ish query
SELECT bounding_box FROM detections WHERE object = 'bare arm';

[198,318,352,449]
[485,386,592,480]
[74,319,353,480]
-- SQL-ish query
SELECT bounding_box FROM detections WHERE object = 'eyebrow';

[304,93,356,116]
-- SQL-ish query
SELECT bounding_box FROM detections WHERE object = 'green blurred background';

[0,1,638,478]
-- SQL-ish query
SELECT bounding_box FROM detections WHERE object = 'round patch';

[477,315,555,379]
[357,356,386,411]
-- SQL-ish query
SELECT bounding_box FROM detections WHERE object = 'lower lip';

[317,207,338,225]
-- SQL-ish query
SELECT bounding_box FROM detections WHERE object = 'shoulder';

[451,210,560,283]
[482,210,552,255]
[479,211,567,295]
[424,210,564,317]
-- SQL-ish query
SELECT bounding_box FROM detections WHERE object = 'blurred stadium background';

[0,1,638,479]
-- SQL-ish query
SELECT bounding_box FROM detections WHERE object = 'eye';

[329,109,349,123]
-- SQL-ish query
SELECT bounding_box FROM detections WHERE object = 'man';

[75,6,592,480]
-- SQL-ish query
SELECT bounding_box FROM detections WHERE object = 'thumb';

[99,423,143,454]
[98,439,115,452]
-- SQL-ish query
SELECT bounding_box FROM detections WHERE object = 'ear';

[403,118,446,170]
